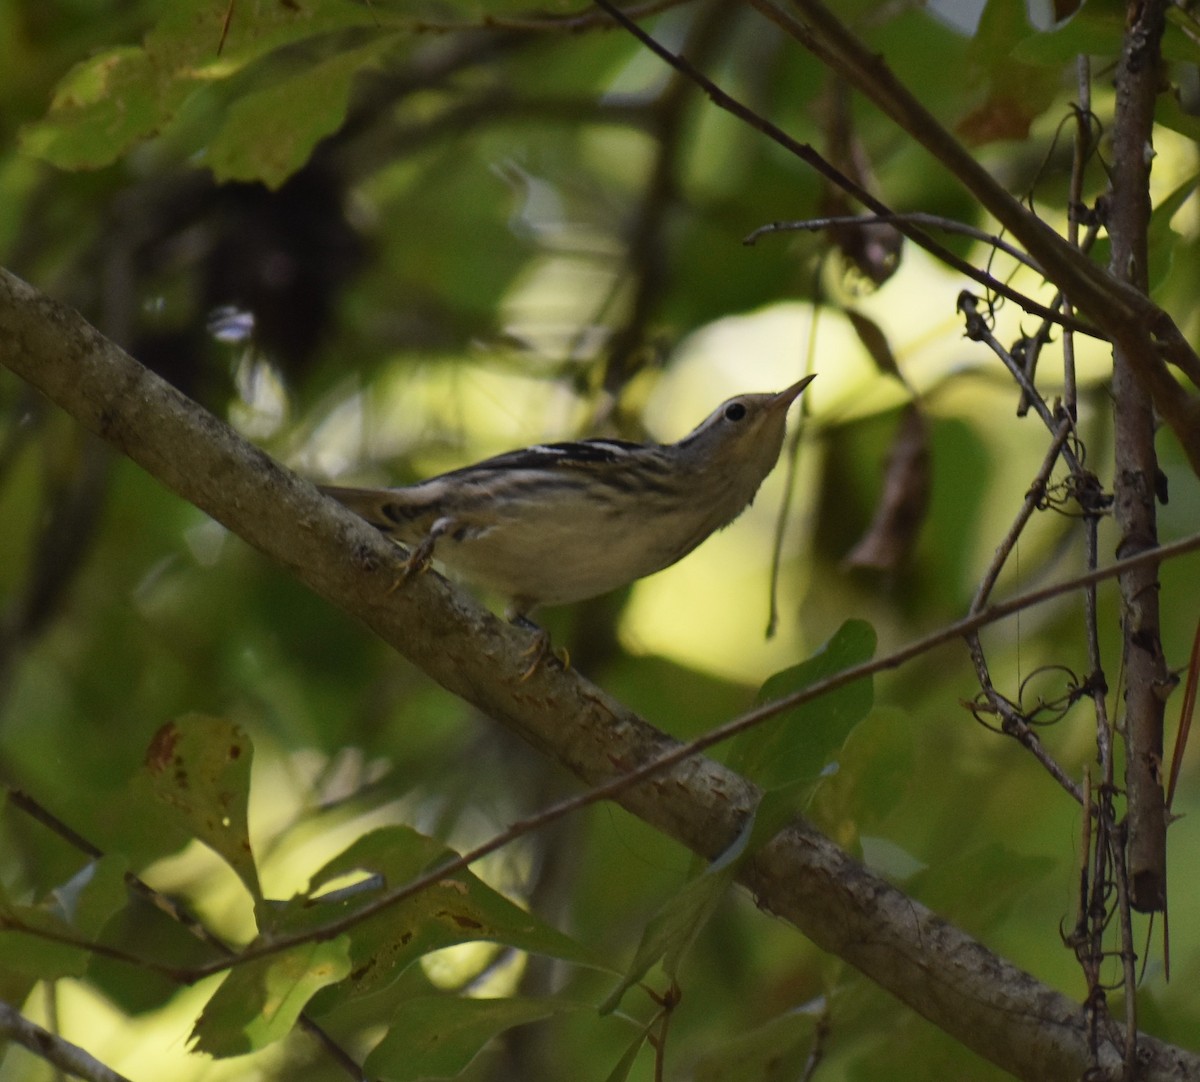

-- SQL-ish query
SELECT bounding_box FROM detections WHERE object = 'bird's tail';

[318,484,432,541]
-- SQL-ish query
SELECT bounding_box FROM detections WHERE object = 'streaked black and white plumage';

[321,376,813,622]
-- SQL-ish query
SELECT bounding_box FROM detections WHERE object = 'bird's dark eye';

[724,402,747,422]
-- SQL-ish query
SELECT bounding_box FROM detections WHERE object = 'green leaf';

[19,48,186,170]
[601,1021,655,1082]
[307,824,449,893]
[910,844,1055,935]
[364,995,591,1081]
[20,0,393,177]
[954,0,1061,144]
[860,836,927,881]
[745,779,823,853]
[694,1004,822,1082]
[729,620,876,792]
[142,714,262,907]
[147,0,384,74]
[207,34,404,188]
[327,880,601,1003]
[600,859,736,1015]
[0,857,130,986]
[254,827,602,1008]
[1146,170,1200,295]
[602,624,876,1015]
[1075,168,1198,290]
[190,938,353,1057]
[807,705,916,840]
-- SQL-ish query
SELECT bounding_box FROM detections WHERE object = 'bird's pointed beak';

[771,373,816,410]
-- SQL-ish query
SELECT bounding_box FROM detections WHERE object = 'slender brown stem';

[746,212,1047,276]
[969,418,1075,615]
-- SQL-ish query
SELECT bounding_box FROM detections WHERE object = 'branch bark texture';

[2,270,1198,1079]
[1107,0,1170,915]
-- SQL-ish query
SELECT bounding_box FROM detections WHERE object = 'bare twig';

[957,292,1085,474]
[969,417,1075,614]
[1064,61,1125,1065]
[745,212,1045,276]
[963,637,1086,804]
[1165,622,1200,812]
[1111,820,1142,1079]
[800,1004,831,1082]
[0,1002,133,1082]
[962,415,1083,799]
[1061,64,1098,417]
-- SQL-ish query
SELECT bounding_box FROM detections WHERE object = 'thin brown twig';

[1165,622,1200,812]
[957,293,1084,473]
[1062,66,1097,417]
[649,982,679,1082]
[601,0,730,391]
[1066,59,1123,1060]
[800,1004,831,1082]
[766,293,819,638]
[1111,819,1141,1080]
[0,910,173,975]
[963,636,1086,804]
[1016,215,1102,418]
[963,416,1083,800]
[969,417,1075,615]
[745,212,1044,274]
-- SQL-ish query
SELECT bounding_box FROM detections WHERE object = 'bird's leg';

[510,613,569,681]
[388,516,454,594]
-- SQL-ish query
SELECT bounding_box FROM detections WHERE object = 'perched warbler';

[322,375,813,654]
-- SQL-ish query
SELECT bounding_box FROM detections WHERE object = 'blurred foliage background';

[2,1,1200,1079]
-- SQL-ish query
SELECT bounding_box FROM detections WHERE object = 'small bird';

[322,375,814,660]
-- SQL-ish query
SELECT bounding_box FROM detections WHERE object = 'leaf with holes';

[142,714,261,906]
